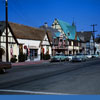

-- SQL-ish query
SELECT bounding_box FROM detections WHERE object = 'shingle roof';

[56,19,78,40]
[55,32,61,37]
[0,21,18,44]
[77,31,93,42]
[0,21,47,41]
[40,25,59,42]
[0,22,6,35]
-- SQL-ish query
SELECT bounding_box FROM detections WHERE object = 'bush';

[43,54,51,60]
[10,55,17,63]
[18,52,27,62]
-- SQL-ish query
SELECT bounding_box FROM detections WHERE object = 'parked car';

[85,54,93,59]
[0,62,12,73]
[50,53,68,62]
[91,54,99,58]
[71,53,86,62]
[66,54,73,61]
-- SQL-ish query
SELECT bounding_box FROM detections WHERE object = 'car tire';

[0,69,6,74]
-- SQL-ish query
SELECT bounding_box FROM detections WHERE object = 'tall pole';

[91,24,97,54]
[6,0,9,62]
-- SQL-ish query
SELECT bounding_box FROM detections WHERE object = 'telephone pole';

[90,24,97,54]
[5,0,9,62]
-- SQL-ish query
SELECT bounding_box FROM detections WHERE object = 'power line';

[90,24,97,54]
[90,24,97,39]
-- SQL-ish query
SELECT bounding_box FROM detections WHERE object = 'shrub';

[10,55,17,63]
[18,52,27,62]
[43,54,51,60]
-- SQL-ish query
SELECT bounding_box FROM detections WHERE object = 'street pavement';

[0,58,100,95]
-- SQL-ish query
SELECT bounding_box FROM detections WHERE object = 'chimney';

[44,22,48,27]
[81,29,84,33]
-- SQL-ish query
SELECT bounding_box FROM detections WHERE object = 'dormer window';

[68,32,70,36]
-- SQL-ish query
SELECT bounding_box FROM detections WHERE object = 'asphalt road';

[0,58,100,95]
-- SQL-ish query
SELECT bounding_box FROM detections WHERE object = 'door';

[0,48,5,62]
[0,48,2,61]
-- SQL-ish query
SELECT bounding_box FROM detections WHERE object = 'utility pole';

[90,24,97,54]
[5,0,9,62]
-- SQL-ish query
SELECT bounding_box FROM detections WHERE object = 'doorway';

[0,48,5,62]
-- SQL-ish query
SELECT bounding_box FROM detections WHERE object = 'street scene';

[0,58,100,95]
[0,0,100,95]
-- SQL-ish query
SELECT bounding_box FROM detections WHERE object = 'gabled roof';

[55,32,61,37]
[0,21,18,44]
[9,22,46,41]
[0,21,47,42]
[77,31,93,42]
[56,19,78,40]
[40,25,59,42]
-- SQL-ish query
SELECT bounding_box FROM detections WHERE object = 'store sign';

[28,46,38,49]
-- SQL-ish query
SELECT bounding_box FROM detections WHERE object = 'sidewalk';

[12,60,50,66]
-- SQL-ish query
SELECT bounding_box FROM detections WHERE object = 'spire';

[72,17,75,26]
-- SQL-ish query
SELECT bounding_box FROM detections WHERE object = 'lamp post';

[5,0,9,62]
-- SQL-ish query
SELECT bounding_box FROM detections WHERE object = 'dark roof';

[0,21,47,41]
[40,25,59,42]
[0,21,6,36]
[77,31,93,42]
[95,37,100,43]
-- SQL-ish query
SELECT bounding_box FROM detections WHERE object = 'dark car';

[0,62,12,73]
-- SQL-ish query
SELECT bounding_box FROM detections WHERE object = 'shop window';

[30,49,38,58]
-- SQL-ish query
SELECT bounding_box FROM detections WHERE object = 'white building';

[0,21,52,62]
[0,22,19,62]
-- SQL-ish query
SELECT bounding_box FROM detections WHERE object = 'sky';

[0,0,100,36]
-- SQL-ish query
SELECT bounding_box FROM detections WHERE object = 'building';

[51,19,81,55]
[77,31,95,54]
[0,21,19,62]
[95,36,100,55]
[0,21,52,62]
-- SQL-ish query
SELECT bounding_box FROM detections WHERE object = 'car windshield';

[76,54,83,55]
[56,54,65,56]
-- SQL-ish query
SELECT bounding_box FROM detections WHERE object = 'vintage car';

[66,54,73,61]
[50,53,68,62]
[71,54,87,62]
[0,62,12,73]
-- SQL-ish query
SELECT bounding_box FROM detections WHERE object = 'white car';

[85,54,92,59]
[66,54,73,61]
[92,54,100,58]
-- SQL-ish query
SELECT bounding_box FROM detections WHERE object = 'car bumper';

[71,58,82,62]
[0,62,12,70]
[50,58,60,62]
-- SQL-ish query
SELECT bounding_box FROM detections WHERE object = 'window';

[74,41,78,46]
[30,49,38,58]
[68,33,70,36]
[69,41,71,46]
[60,39,63,42]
